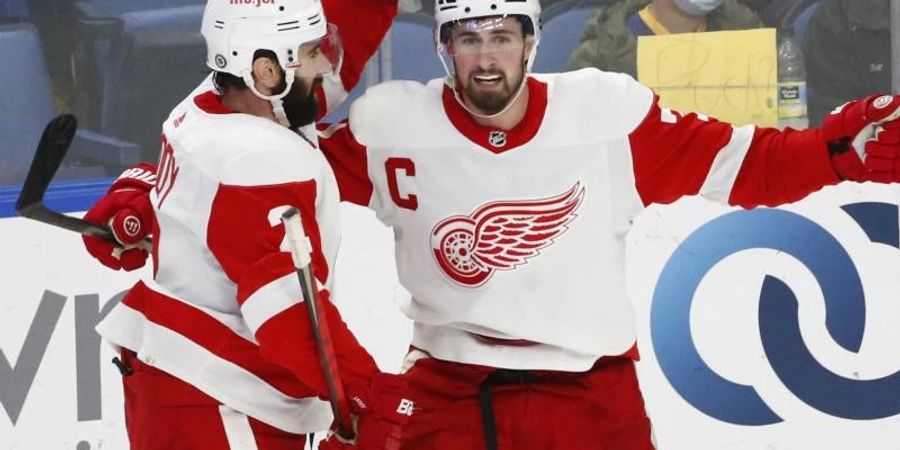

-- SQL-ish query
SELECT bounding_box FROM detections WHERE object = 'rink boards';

[1,181,898,449]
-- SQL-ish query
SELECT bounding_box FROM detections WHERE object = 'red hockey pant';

[119,350,308,450]
[400,355,655,450]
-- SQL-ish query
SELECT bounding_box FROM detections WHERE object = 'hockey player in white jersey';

[313,0,900,449]
[83,0,900,449]
[80,1,413,449]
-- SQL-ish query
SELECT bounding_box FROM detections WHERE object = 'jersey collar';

[442,77,548,154]
[194,90,234,115]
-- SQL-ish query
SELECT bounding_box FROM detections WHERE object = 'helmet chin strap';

[242,68,297,128]
[269,99,291,128]
[438,43,538,120]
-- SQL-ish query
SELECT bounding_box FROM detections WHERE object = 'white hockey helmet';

[201,0,336,76]
[200,0,342,126]
[434,0,542,52]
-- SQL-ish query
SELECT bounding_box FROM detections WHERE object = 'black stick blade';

[12,114,130,246]
[15,114,78,211]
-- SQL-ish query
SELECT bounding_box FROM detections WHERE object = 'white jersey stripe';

[99,303,332,434]
[220,406,261,450]
[241,273,304,335]
[698,124,756,203]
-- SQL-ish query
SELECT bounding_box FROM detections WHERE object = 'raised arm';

[630,94,900,209]
[316,0,399,117]
[317,120,375,207]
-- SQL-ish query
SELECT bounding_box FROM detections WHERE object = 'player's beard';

[461,60,526,115]
[277,76,321,130]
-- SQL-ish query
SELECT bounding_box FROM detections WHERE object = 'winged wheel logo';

[430,183,585,287]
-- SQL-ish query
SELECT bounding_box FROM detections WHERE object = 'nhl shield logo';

[488,131,507,148]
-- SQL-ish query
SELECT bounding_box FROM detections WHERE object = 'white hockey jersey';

[319,69,841,372]
[95,0,397,433]
[97,88,341,433]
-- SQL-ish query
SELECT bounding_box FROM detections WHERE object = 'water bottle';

[777,28,809,129]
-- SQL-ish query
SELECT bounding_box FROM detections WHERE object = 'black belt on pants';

[478,369,538,450]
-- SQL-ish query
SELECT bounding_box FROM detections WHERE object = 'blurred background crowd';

[0,0,892,186]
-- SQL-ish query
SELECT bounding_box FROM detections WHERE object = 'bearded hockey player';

[81,1,412,449]
[314,0,900,449]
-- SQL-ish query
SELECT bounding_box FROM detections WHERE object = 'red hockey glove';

[863,120,900,182]
[319,373,414,450]
[822,94,900,182]
[82,163,156,271]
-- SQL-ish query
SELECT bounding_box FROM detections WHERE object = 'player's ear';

[523,36,535,64]
[250,56,282,94]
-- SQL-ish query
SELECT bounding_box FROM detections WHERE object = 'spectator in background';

[737,0,818,28]
[0,1,79,111]
[567,0,762,77]
[805,0,890,126]
[736,0,769,12]
[26,0,78,112]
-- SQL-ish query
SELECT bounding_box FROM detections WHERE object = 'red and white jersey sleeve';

[629,95,840,208]
[209,130,377,397]
[317,120,374,206]
[97,90,375,434]
[314,0,398,119]
[316,69,843,373]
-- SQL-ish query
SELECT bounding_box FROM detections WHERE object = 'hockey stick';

[15,114,142,247]
[281,207,356,441]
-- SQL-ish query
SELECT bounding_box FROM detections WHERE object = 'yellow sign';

[637,28,777,127]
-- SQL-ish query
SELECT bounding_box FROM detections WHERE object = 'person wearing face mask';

[568,0,763,77]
